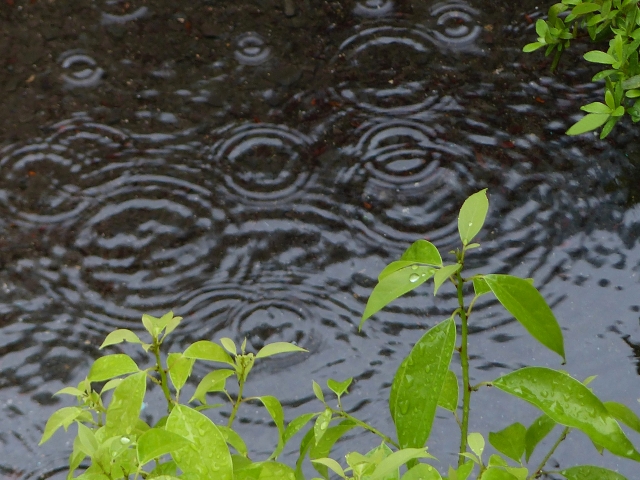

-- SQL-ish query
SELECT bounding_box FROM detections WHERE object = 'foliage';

[524,0,640,138]
[41,191,640,479]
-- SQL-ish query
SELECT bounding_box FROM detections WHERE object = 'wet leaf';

[370,448,434,480]
[525,414,556,462]
[361,265,436,328]
[468,432,485,458]
[256,342,307,358]
[313,408,332,445]
[479,468,520,480]
[183,340,234,365]
[561,465,628,480]
[88,354,140,383]
[100,329,143,349]
[401,463,442,480]
[220,338,237,356]
[400,239,442,266]
[458,189,488,246]
[235,461,296,480]
[390,318,456,448]
[309,420,356,477]
[217,425,248,457]
[167,353,194,393]
[433,264,461,295]
[493,367,640,461]
[483,275,565,361]
[311,458,346,479]
[438,370,458,412]
[190,369,235,404]
[488,423,526,463]
[327,377,352,397]
[104,371,146,438]
[256,396,285,459]
[165,404,233,480]
[604,401,640,434]
[284,413,317,445]
[136,428,192,465]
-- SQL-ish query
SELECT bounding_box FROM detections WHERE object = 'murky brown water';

[1,0,640,478]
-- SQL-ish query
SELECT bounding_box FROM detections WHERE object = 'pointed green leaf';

[310,420,357,478]
[604,401,640,434]
[561,465,628,479]
[483,275,565,361]
[480,468,520,480]
[327,378,352,398]
[584,50,616,64]
[190,369,234,404]
[88,354,140,383]
[488,423,526,463]
[167,353,194,393]
[468,432,485,458]
[220,338,237,356]
[361,266,436,327]
[217,425,248,456]
[104,371,146,438]
[390,318,456,448]
[76,422,99,457]
[136,428,192,465]
[493,367,640,461]
[571,3,600,15]
[450,461,474,480]
[235,461,296,480]
[434,264,461,295]
[312,380,325,403]
[623,74,640,90]
[165,404,233,480]
[370,448,434,480]
[581,102,612,114]
[458,189,488,246]
[566,113,610,135]
[100,329,143,349]
[257,396,285,459]
[401,463,442,480]
[523,42,545,52]
[54,387,84,397]
[256,342,308,359]
[438,370,459,412]
[473,277,490,296]
[400,240,443,266]
[183,340,234,365]
[525,414,556,462]
[284,412,317,445]
[314,408,332,445]
[163,314,182,337]
[311,458,347,479]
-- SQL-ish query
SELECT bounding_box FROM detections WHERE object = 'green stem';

[334,410,400,449]
[529,426,570,479]
[152,342,174,413]
[227,379,245,428]
[456,269,471,468]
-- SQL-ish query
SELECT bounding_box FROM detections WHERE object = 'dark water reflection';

[1,0,640,477]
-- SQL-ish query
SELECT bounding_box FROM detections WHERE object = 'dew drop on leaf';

[409,273,420,283]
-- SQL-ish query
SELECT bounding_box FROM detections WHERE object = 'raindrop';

[411,265,419,270]
[234,32,271,66]
[58,50,104,89]
[353,0,394,18]
[409,273,420,282]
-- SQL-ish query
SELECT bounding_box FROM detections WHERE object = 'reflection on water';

[1,0,640,478]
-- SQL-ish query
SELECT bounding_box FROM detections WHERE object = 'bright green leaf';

[76,423,99,457]
[309,420,356,478]
[473,277,490,296]
[525,414,556,462]
[458,189,489,246]
[604,401,640,434]
[54,386,84,397]
[483,275,565,361]
[572,3,601,15]
[235,461,296,480]
[284,412,317,445]
[400,239,443,266]
[100,329,143,349]
[479,468,520,480]
[183,340,234,365]
[311,458,347,479]
[190,369,235,404]
[312,380,325,403]
[623,74,640,89]
[433,264,462,295]
[493,367,640,461]
[87,354,140,383]
[220,338,237,356]
[401,463,442,480]
[104,371,146,438]
[390,318,456,448]
[314,408,332,445]
[566,113,610,135]
[581,102,612,114]
[468,432,485,458]
[217,425,248,456]
[256,342,308,359]
[523,42,545,52]
[488,423,526,463]
[561,465,628,480]
[257,396,285,459]
[584,50,617,64]
[167,353,194,393]
[136,428,192,465]
[438,370,459,412]
[327,378,352,397]
[370,448,434,480]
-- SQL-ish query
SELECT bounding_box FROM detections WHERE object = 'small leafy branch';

[41,191,640,480]
[524,0,640,138]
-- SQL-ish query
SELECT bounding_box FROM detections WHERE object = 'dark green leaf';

[438,370,458,412]
[390,318,456,448]
[87,354,140,383]
[484,275,565,361]
[493,367,640,461]
[525,414,556,462]
[488,423,526,463]
[561,465,628,480]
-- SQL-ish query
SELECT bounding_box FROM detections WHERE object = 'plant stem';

[335,410,400,449]
[530,426,570,479]
[455,269,471,468]
[227,379,245,428]
[152,342,174,413]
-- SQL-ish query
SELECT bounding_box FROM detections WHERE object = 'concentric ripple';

[208,122,315,202]
[58,50,104,89]
[53,173,225,330]
[428,1,482,49]
[100,0,149,25]
[353,0,395,18]
[234,32,271,66]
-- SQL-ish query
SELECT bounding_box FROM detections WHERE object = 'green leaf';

[100,329,144,349]
[473,277,491,296]
[311,458,347,479]
[581,102,612,114]
[525,414,556,462]
[566,113,610,135]
[488,423,526,463]
[256,342,308,358]
[584,50,617,64]
[87,354,140,382]
[235,461,296,480]
[361,265,436,327]
[136,428,192,465]
[183,340,234,365]
[400,239,443,266]
[220,338,237,356]
[523,42,545,52]
[390,318,456,448]
[535,19,549,38]
[167,353,194,393]
[493,367,640,461]
[76,423,99,457]
[309,420,357,478]
[312,380,325,403]
[314,408,332,445]
[458,189,489,246]
[623,74,640,89]
[438,370,459,412]
[165,404,233,480]
[369,448,434,480]
[561,465,628,480]
[479,468,520,480]
[401,463,442,480]
[327,378,352,397]
[572,3,601,15]
[190,369,235,404]
[54,386,84,397]
[433,264,462,295]
[284,413,317,445]
[483,275,565,361]
[163,314,182,338]
[468,432,485,458]
[604,401,640,434]
[217,425,248,456]
[257,396,285,459]
[449,462,474,480]
[104,371,147,438]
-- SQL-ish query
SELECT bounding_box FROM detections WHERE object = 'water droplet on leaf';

[409,273,420,283]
